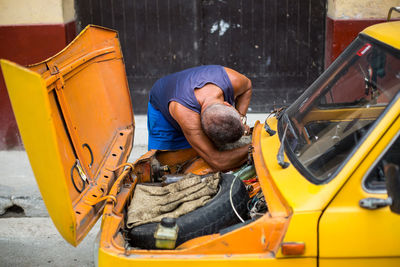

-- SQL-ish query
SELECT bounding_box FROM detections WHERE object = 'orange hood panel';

[1,25,134,246]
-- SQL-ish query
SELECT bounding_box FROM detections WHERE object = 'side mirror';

[384,163,400,214]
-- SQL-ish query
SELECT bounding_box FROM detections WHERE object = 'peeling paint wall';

[210,19,230,36]
[325,0,400,68]
[327,0,400,19]
[0,0,75,25]
[75,0,326,114]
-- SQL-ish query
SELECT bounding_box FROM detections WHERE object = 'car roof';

[362,21,400,50]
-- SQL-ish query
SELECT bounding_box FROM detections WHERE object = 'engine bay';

[116,148,267,250]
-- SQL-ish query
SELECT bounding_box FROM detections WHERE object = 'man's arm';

[169,102,249,171]
[224,67,252,116]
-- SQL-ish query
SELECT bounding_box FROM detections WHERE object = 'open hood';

[1,25,134,246]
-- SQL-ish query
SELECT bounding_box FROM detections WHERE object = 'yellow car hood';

[0,25,134,246]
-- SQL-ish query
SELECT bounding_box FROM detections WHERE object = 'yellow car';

[1,17,400,267]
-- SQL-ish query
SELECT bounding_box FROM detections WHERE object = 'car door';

[318,116,400,266]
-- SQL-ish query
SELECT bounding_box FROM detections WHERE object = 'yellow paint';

[276,211,320,258]
[319,103,400,264]
[320,258,400,267]
[0,0,75,25]
[362,21,400,49]
[327,0,400,19]
[98,247,316,267]
[1,25,134,246]
[261,87,400,213]
[2,19,400,265]
[259,118,343,212]
[0,59,77,245]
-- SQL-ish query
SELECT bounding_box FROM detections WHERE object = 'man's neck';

[194,84,225,111]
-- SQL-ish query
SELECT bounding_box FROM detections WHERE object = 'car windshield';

[281,35,400,184]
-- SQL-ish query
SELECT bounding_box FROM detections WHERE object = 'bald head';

[201,103,244,147]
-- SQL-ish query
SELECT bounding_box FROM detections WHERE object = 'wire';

[229,174,245,223]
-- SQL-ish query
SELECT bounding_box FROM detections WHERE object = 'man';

[148,65,252,171]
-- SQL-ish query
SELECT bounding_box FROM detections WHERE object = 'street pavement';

[0,113,268,266]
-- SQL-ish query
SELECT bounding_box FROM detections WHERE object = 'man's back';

[149,65,234,131]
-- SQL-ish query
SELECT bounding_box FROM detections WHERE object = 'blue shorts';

[147,102,192,150]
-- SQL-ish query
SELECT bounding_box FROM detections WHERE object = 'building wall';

[0,0,76,149]
[325,0,400,68]
[75,0,326,114]
[1,0,399,149]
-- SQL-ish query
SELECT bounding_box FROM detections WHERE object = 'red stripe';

[0,21,76,149]
[325,17,387,69]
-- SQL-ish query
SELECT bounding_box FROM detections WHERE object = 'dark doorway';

[75,0,326,113]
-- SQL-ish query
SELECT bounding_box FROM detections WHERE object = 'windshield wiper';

[277,122,290,169]
[264,117,276,136]
[264,107,287,136]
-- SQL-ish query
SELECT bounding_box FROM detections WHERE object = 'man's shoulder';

[169,101,199,116]
[169,101,202,131]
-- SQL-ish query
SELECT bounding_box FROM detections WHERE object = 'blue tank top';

[149,65,234,131]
